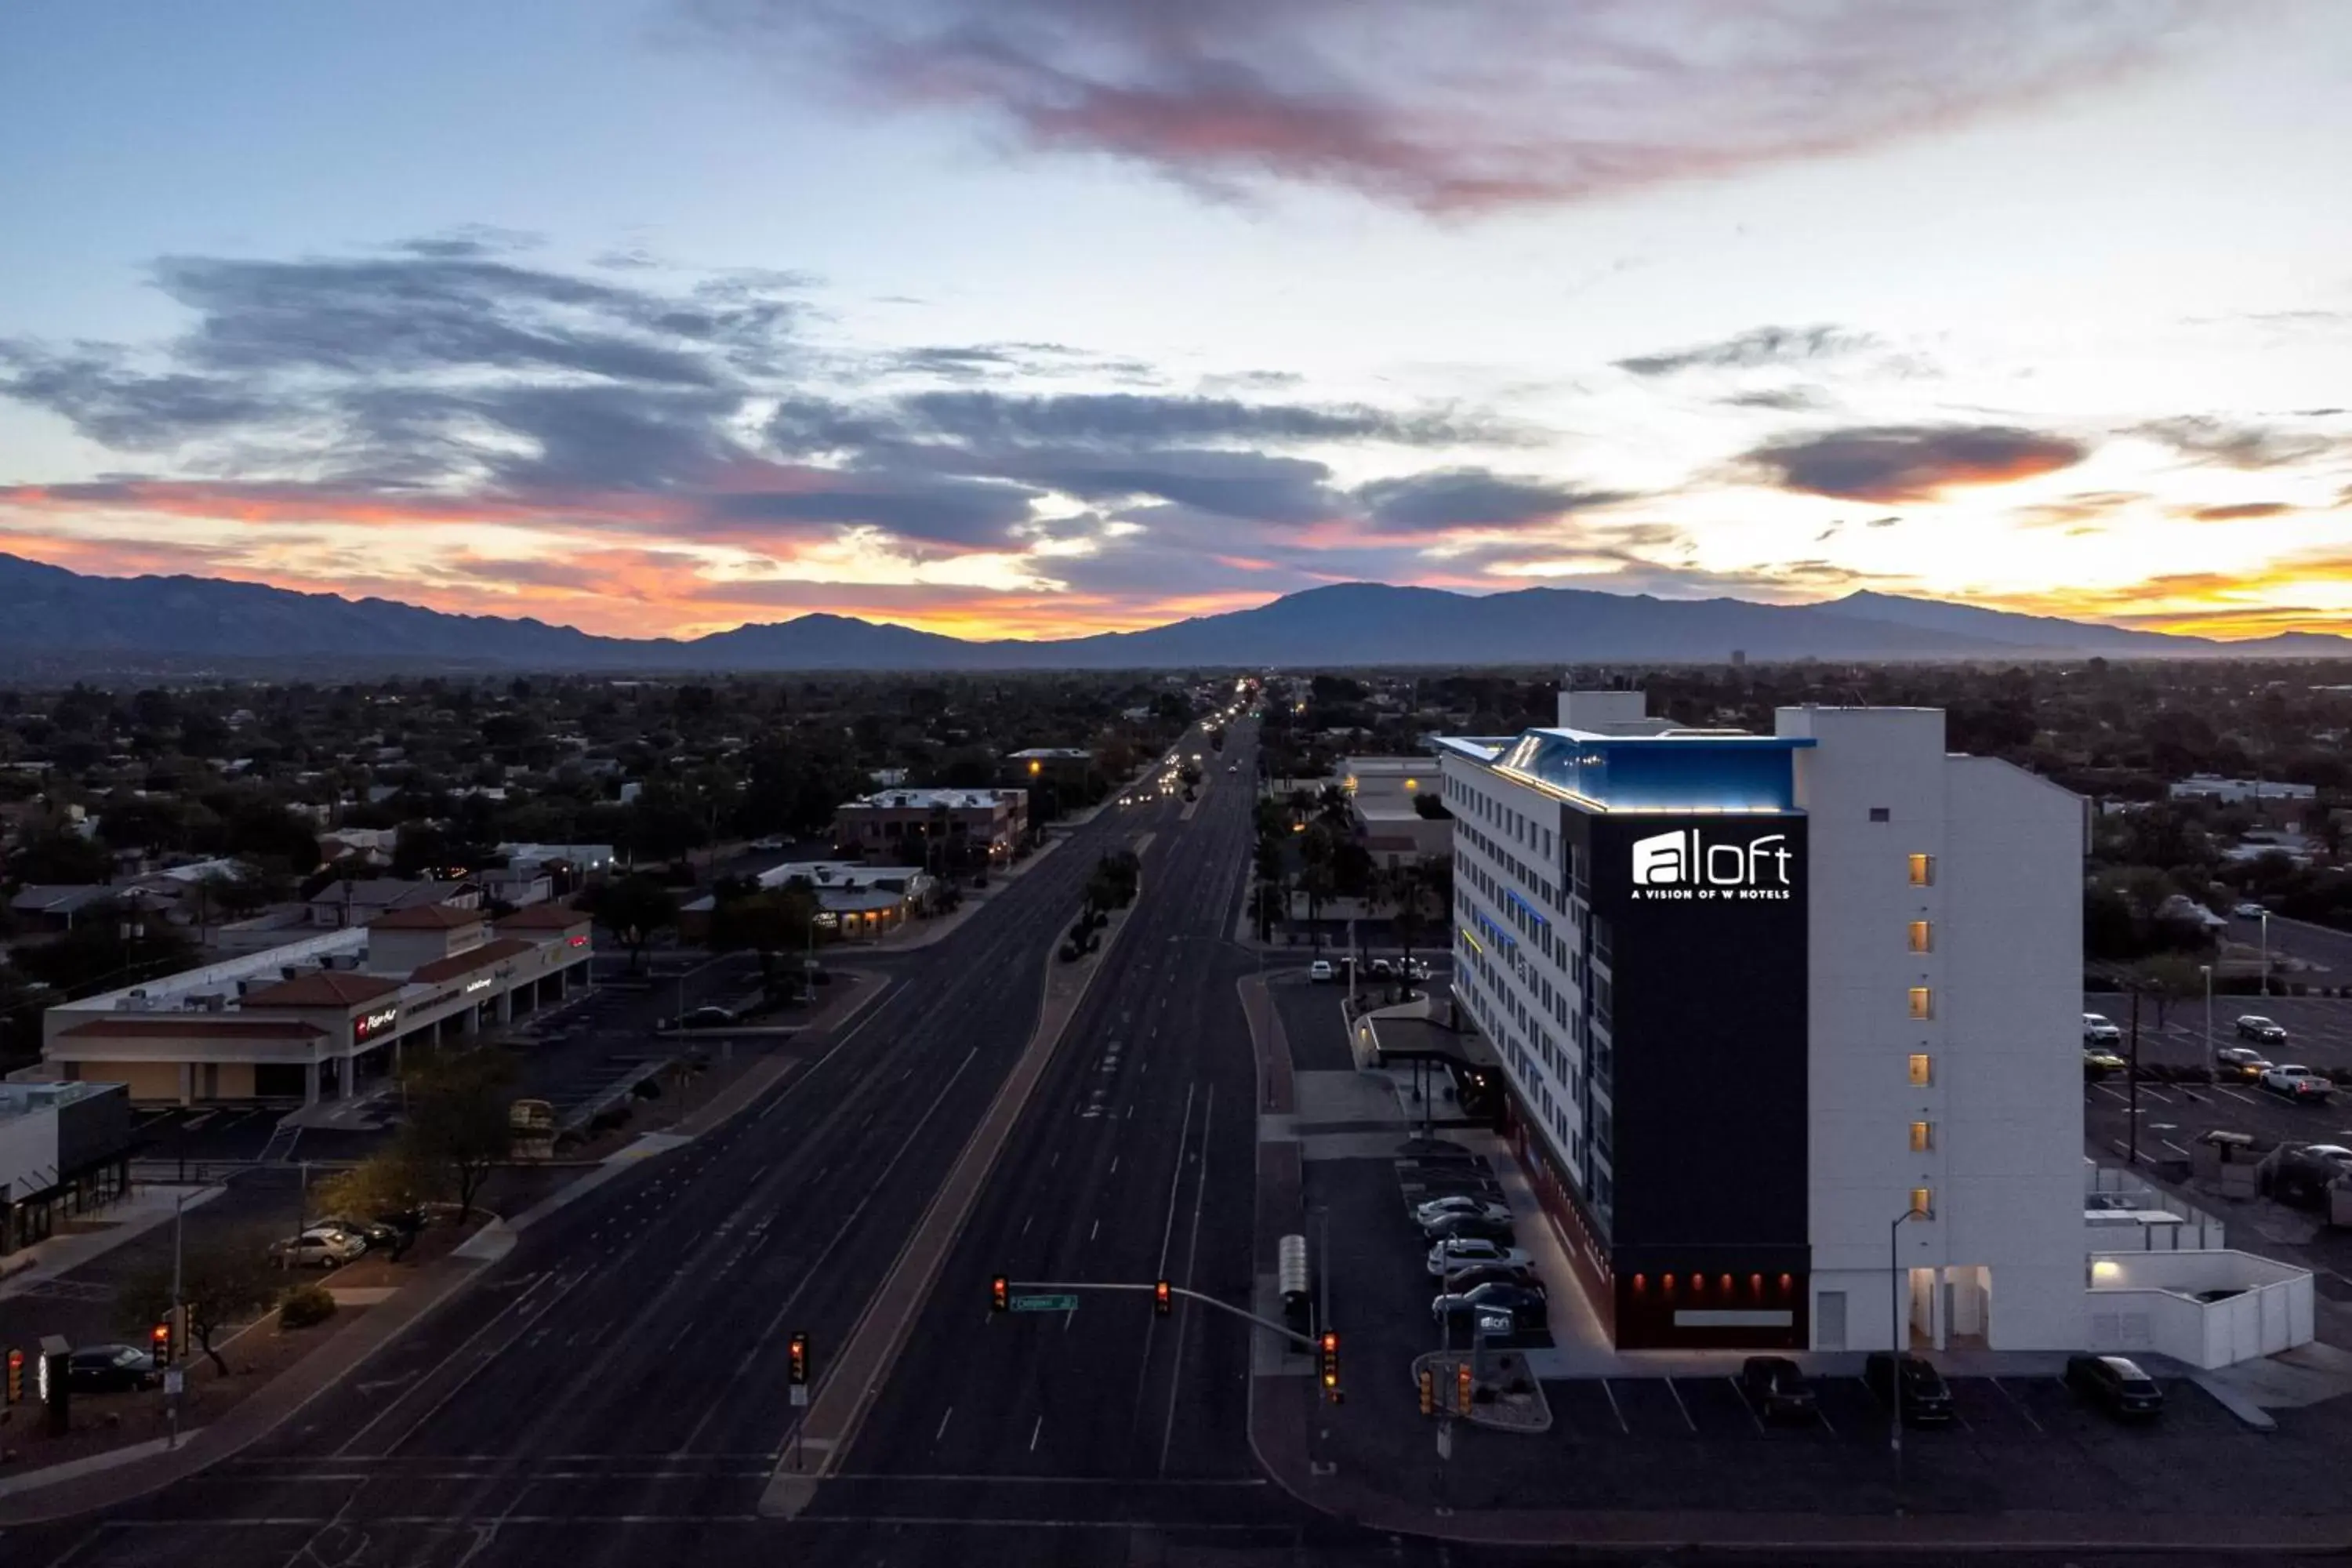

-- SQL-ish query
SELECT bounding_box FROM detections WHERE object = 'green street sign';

[1009,1293,1079,1312]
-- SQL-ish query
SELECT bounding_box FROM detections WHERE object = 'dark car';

[1863,1352,1954,1425]
[679,1005,736,1029]
[67,1344,162,1393]
[2065,1354,2165,1419]
[1432,1282,1546,1333]
[1421,1210,1515,1245]
[1739,1356,1820,1422]
[1437,1262,1546,1298]
[2236,1014,2288,1045]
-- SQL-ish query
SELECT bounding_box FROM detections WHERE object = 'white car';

[2083,1013,2122,1045]
[2259,1064,2335,1102]
[1426,1238,1533,1277]
[2234,902,2267,920]
[1413,1195,1512,1228]
[269,1226,365,1268]
[1307,959,1335,983]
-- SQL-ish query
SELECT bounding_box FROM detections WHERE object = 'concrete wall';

[0,1106,56,1201]
[2089,1250,2314,1368]
[1780,708,2085,1352]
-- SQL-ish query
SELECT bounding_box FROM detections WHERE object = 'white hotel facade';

[1436,689,2085,1352]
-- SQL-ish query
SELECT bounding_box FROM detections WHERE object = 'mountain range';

[0,551,2343,673]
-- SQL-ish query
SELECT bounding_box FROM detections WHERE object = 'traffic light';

[1154,1279,1171,1316]
[1417,1366,1434,1415]
[991,1275,1009,1312]
[788,1331,808,1386]
[1319,1330,1341,1402]
[5,1347,21,1405]
[1457,1360,1472,1413]
[151,1320,172,1365]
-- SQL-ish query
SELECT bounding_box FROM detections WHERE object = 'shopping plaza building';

[28,902,593,1105]
[1437,690,2084,1352]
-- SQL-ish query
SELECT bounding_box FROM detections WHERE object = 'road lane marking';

[1601,1379,1629,1434]
[1157,1083,1214,1477]
[935,1406,953,1443]
[1726,1375,1765,1435]
[1029,1415,1044,1451]
[1991,1376,2043,1432]
[330,1269,559,1457]
[1664,1377,1696,1432]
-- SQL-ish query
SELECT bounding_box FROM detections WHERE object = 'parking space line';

[2092,1084,2130,1104]
[1990,1376,2043,1433]
[1600,1379,1629,1434]
[1725,1375,1764,1435]
[1664,1377,1696,1432]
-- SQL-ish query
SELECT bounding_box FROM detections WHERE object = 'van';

[1863,1352,1953,1425]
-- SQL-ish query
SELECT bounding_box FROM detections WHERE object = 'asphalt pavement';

[0,716,1376,1567]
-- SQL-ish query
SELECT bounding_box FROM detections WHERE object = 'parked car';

[1434,1262,1545,1298]
[1307,960,1334,983]
[312,1214,400,1250]
[678,1004,736,1030]
[67,1344,163,1394]
[2213,1046,2273,1082]
[1427,1238,1533,1277]
[269,1227,366,1268]
[1403,958,1432,981]
[2234,902,2267,920]
[1863,1352,1954,1425]
[1413,1194,1512,1227]
[1370,958,1395,978]
[2259,1063,2334,1102]
[2082,1013,2122,1046]
[2268,1144,2352,1206]
[1421,1210,1516,1245]
[1432,1281,1546,1333]
[1738,1356,1820,1422]
[2237,1015,2288,1044]
[2064,1354,2165,1419]
[2083,1047,2126,1080]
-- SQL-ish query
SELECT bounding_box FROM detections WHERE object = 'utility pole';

[2127,985,2141,1165]
[2259,911,2272,998]
[2201,964,2214,1081]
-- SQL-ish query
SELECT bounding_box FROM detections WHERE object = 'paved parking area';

[2086,992,2352,1072]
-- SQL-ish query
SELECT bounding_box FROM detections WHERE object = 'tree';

[586,875,678,971]
[312,1145,446,1249]
[9,827,112,885]
[117,1243,277,1376]
[2129,952,2209,1029]
[399,1047,517,1221]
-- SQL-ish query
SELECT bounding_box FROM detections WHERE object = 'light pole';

[168,1191,184,1450]
[2201,963,2214,1081]
[2259,911,2272,998]
[1889,1200,1928,1508]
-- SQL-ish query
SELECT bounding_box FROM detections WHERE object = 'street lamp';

[2259,910,2272,998]
[1889,1200,1930,1506]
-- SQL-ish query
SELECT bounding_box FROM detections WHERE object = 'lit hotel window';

[1909,1120,1933,1152]
[1910,1187,1934,1218]
[1907,920,1933,953]
[1907,987,1933,1021]
[1908,1053,1933,1087]
[1907,853,1936,887]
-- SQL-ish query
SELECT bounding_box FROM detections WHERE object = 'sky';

[1,0,2348,643]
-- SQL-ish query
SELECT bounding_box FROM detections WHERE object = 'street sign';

[1436,1418,1453,1460]
[789,1383,808,1407]
[1009,1293,1079,1312]
[163,1369,184,1397]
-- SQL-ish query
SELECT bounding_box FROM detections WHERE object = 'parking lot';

[2085,991,2352,1073]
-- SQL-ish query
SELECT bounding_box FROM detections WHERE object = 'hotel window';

[1909,1120,1933,1152]
[1907,852,1936,887]
[1907,920,1933,953]
[1869,807,1890,822]
[1909,1187,1934,1217]
[1908,1053,1933,1087]
[1907,986,1933,1020]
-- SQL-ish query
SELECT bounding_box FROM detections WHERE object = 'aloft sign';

[1629,829,1794,902]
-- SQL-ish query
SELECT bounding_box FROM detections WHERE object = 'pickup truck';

[2259,1064,2335,1103]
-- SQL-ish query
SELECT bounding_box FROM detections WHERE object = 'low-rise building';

[832,788,1028,862]
[1,1081,134,1258]
[496,842,617,876]
[31,902,593,1106]
[1340,755,1453,869]
[305,877,480,929]
[680,861,935,942]
[2168,775,2318,807]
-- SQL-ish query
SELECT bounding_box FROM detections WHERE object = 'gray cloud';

[691,0,2193,213]
[1617,326,1871,379]
[1744,423,2089,503]
[1354,468,1633,533]
[1720,387,1829,412]
[2132,416,2338,471]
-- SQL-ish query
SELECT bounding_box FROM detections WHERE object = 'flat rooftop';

[1438,726,1813,815]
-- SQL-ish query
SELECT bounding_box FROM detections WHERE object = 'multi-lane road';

[3,713,1398,1566]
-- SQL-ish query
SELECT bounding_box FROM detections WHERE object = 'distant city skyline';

[2,0,2347,642]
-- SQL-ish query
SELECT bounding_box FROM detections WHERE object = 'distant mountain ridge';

[0,551,2341,673]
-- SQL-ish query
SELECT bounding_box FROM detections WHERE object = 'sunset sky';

[2,0,2348,642]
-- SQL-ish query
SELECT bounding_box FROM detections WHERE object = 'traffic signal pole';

[996,1279,1323,1350]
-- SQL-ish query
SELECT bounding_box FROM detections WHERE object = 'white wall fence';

[2087,1249,2314,1370]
